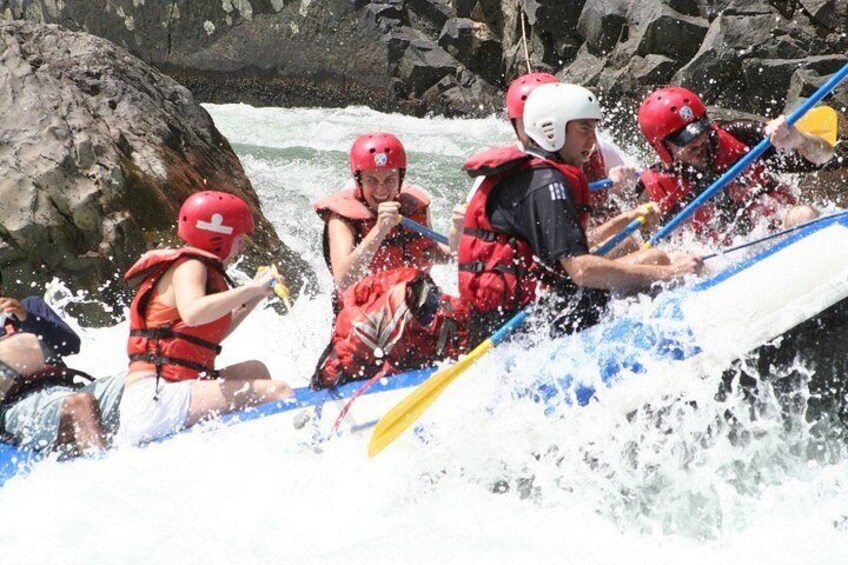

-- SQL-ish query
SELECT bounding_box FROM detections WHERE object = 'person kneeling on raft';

[478,72,661,260]
[314,132,464,313]
[459,83,704,340]
[118,191,292,446]
[0,283,122,455]
[637,86,837,241]
[503,72,644,225]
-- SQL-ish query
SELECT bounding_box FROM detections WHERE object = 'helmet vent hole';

[369,148,376,153]
[540,121,557,142]
[671,105,677,112]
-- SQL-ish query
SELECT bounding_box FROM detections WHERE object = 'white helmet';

[523,83,603,152]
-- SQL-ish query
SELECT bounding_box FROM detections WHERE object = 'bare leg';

[216,360,271,381]
[0,333,46,374]
[55,392,106,454]
[782,205,818,228]
[184,360,292,427]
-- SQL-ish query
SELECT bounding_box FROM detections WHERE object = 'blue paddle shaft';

[594,216,645,256]
[490,310,530,346]
[399,216,449,245]
[400,217,448,245]
[589,178,613,191]
[648,61,848,247]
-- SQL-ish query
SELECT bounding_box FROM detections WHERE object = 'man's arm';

[765,115,834,166]
[560,254,702,293]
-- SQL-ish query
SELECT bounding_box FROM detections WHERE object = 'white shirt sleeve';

[595,136,639,173]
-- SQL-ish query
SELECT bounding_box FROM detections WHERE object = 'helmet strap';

[354,172,365,201]
[525,140,564,163]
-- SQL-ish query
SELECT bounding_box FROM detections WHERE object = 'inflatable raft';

[1,211,847,485]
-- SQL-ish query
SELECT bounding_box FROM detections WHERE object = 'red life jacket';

[642,126,797,234]
[125,247,232,382]
[314,184,439,277]
[458,147,591,316]
[313,267,469,389]
[583,148,609,213]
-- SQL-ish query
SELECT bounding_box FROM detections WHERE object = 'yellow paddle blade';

[795,106,838,147]
[256,265,293,309]
[368,339,494,457]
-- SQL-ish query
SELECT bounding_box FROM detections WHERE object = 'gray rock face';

[0,1,845,122]
[0,0,500,116]
[0,21,315,324]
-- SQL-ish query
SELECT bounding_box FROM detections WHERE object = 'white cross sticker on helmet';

[679,105,694,121]
[196,213,234,235]
[374,152,389,167]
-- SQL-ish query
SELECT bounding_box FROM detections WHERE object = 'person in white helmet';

[458,83,703,338]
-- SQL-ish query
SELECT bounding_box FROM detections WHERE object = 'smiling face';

[359,168,402,209]
[559,119,598,167]
[665,129,711,169]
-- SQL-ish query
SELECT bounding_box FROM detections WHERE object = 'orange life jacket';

[314,184,439,277]
[125,247,232,382]
[312,267,469,389]
[642,126,797,235]
[458,146,591,316]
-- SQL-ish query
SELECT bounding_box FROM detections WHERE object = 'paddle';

[702,209,848,261]
[588,105,838,192]
[398,215,450,246]
[367,210,649,457]
[256,265,293,310]
[593,212,650,256]
[794,105,838,147]
[369,65,848,457]
[647,63,848,248]
[368,308,529,457]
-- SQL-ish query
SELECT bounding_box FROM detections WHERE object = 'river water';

[0,104,846,564]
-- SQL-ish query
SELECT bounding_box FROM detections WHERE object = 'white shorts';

[117,377,192,446]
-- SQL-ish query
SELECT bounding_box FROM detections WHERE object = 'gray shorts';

[0,374,124,451]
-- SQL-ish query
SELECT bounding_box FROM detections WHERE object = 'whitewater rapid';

[1,105,847,564]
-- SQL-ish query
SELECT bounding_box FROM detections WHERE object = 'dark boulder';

[0,21,315,324]
[396,33,459,96]
[674,3,825,114]
[610,1,708,67]
[438,17,503,84]
[557,44,608,86]
[798,0,848,31]
[577,0,629,56]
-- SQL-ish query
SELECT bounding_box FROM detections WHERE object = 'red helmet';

[638,86,709,164]
[505,72,558,120]
[177,191,255,260]
[349,132,407,178]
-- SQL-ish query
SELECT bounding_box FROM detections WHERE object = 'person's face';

[560,119,598,167]
[666,130,711,169]
[360,168,401,209]
[223,234,245,266]
[513,117,529,146]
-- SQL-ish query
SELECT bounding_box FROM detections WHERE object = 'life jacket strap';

[0,365,92,406]
[128,353,219,380]
[129,327,223,354]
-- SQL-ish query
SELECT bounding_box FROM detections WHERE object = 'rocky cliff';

[1,0,845,120]
[0,20,315,323]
